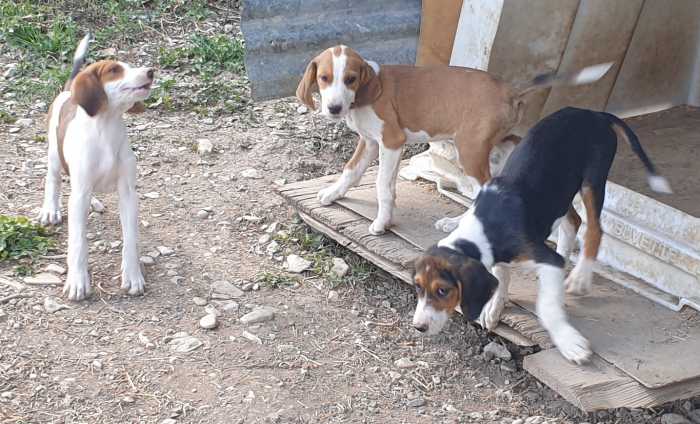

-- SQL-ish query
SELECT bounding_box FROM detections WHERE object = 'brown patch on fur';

[71,61,124,116]
[345,137,366,171]
[56,100,77,175]
[580,187,602,259]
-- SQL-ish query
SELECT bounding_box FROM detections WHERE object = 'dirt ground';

[0,2,698,423]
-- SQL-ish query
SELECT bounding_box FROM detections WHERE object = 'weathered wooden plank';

[525,349,700,411]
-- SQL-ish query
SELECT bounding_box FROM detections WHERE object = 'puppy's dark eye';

[344,76,356,85]
[319,75,329,82]
[436,288,449,298]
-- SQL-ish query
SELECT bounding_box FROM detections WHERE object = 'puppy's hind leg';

[39,129,63,226]
[556,206,581,260]
[566,184,604,295]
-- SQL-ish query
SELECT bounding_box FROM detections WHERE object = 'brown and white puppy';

[296,45,612,235]
[412,107,672,364]
[38,34,154,301]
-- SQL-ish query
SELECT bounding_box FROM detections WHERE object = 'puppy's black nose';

[414,324,428,333]
[146,68,155,80]
[328,104,342,115]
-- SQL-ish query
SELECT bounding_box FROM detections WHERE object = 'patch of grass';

[159,34,245,77]
[0,109,16,124]
[0,215,55,262]
[255,272,298,289]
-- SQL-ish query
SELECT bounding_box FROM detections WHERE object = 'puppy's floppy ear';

[127,101,146,114]
[71,67,106,117]
[353,61,382,107]
[457,260,498,320]
[296,59,318,110]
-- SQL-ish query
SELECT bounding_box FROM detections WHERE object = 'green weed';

[0,215,55,262]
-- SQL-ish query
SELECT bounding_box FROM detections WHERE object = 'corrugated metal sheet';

[241,0,421,101]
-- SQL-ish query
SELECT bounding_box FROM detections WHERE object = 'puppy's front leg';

[369,145,402,235]
[118,157,145,296]
[64,187,92,301]
[478,264,510,330]
[318,137,378,205]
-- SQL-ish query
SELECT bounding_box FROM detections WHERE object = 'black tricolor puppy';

[412,107,672,364]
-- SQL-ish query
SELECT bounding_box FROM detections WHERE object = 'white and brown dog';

[412,107,672,364]
[296,45,612,235]
[39,34,154,301]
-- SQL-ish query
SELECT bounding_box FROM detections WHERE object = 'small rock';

[511,420,524,424]
[140,256,155,266]
[44,296,70,313]
[110,240,122,249]
[297,105,308,115]
[121,396,135,404]
[240,307,275,324]
[16,118,33,127]
[524,417,544,424]
[661,413,692,424]
[211,280,244,299]
[285,255,312,273]
[266,240,280,254]
[388,371,401,380]
[197,138,213,155]
[224,23,234,33]
[138,332,155,348]
[407,398,425,408]
[1,391,14,399]
[483,341,512,361]
[156,246,175,256]
[242,215,263,223]
[167,333,203,353]
[92,359,102,370]
[25,272,62,285]
[241,282,255,292]
[143,192,160,199]
[241,168,262,179]
[199,314,218,330]
[45,264,66,275]
[242,330,262,344]
[219,301,239,313]
[193,297,208,306]
[394,358,416,369]
[196,209,210,219]
[258,234,272,245]
[161,419,177,424]
[327,290,339,302]
[8,127,20,134]
[330,258,349,277]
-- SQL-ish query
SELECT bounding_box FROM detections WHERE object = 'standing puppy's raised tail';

[64,33,91,90]
[604,113,673,194]
[516,62,614,97]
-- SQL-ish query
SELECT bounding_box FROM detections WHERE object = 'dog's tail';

[69,33,91,82]
[515,62,614,98]
[604,112,672,194]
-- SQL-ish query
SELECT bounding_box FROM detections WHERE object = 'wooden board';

[508,267,700,389]
[524,349,700,411]
[278,171,700,410]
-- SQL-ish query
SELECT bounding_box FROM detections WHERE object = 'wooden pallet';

[277,169,700,411]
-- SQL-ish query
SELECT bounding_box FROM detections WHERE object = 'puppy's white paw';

[434,216,460,233]
[38,205,62,226]
[478,295,505,330]
[121,269,145,296]
[63,270,91,301]
[317,185,344,206]
[368,218,390,235]
[565,262,593,295]
[551,325,591,364]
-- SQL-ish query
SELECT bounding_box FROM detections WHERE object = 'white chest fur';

[345,106,384,143]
